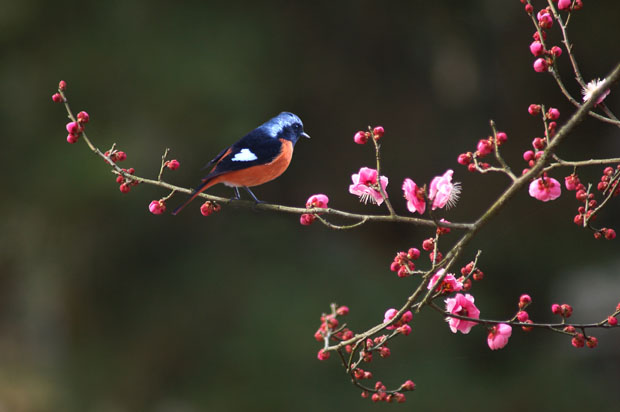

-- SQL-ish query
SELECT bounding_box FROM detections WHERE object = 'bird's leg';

[231,186,241,200]
[243,187,264,204]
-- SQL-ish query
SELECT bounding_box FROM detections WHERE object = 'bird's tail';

[171,179,216,215]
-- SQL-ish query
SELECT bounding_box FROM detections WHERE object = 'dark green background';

[2,1,620,411]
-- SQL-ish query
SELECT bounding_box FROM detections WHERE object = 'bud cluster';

[390,248,420,278]
[353,126,385,145]
[566,166,619,239]
[457,130,508,172]
[116,167,138,193]
[522,106,560,174]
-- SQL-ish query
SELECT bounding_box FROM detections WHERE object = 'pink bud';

[533,58,548,73]
[565,174,579,191]
[517,311,529,322]
[532,137,546,150]
[528,104,541,115]
[551,303,561,315]
[300,213,315,226]
[401,380,415,391]
[401,310,413,323]
[397,324,412,336]
[166,159,180,170]
[77,111,90,124]
[561,303,573,318]
[529,41,545,57]
[551,46,562,57]
[407,247,420,260]
[518,294,532,310]
[537,11,553,29]
[523,150,535,162]
[547,108,560,120]
[608,316,618,326]
[58,80,67,91]
[336,305,349,316]
[496,132,507,145]
[66,134,79,144]
[353,131,368,145]
[476,139,493,157]
[148,200,166,215]
[457,152,472,165]
[66,121,80,135]
[604,228,616,240]
[372,126,385,140]
[115,151,127,162]
[52,93,63,103]
[317,349,330,361]
[558,0,572,11]
[119,183,131,193]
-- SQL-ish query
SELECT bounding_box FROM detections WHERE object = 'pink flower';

[402,178,426,214]
[429,169,460,210]
[487,323,512,350]
[445,293,480,334]
[428,269,463,293]
[149,200,166,215]
[306,194,329,209]
[529,177,561,201]
[349,167,388,205]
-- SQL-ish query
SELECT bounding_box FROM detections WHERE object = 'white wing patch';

[231,148,258,162]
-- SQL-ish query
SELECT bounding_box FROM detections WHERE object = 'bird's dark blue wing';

[201,129,283,181]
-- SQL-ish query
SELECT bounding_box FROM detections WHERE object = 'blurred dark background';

[2,1,620,411]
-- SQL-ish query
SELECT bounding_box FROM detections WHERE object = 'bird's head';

[265,112,311,145]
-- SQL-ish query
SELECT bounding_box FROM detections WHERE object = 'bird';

[172,112,310,215]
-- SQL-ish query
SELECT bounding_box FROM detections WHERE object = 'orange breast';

[209,139,294,187]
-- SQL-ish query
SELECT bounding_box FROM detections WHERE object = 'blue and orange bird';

[172,112,310,215]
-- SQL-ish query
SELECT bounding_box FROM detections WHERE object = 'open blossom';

[529,176,561,201]
[582,78,610,105]
[306,194,329,209]
[429,169,460,210]
[487,323,512,350]
[445,293,480,334]
[402,178,426,214]
[349,167,388,205]
[428,269,463,293]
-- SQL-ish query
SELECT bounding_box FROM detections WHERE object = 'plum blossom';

[582,78,610,105]
[306,194,329,209]
[429,169,460,210]
[427,268,463,293]
[445,293,480,334]
[487,323,512,350]
[529,176,561,201]
[349,167,388,205]
[402,178,426,214]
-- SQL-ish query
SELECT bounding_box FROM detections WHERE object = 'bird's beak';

[301,132,311,139]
